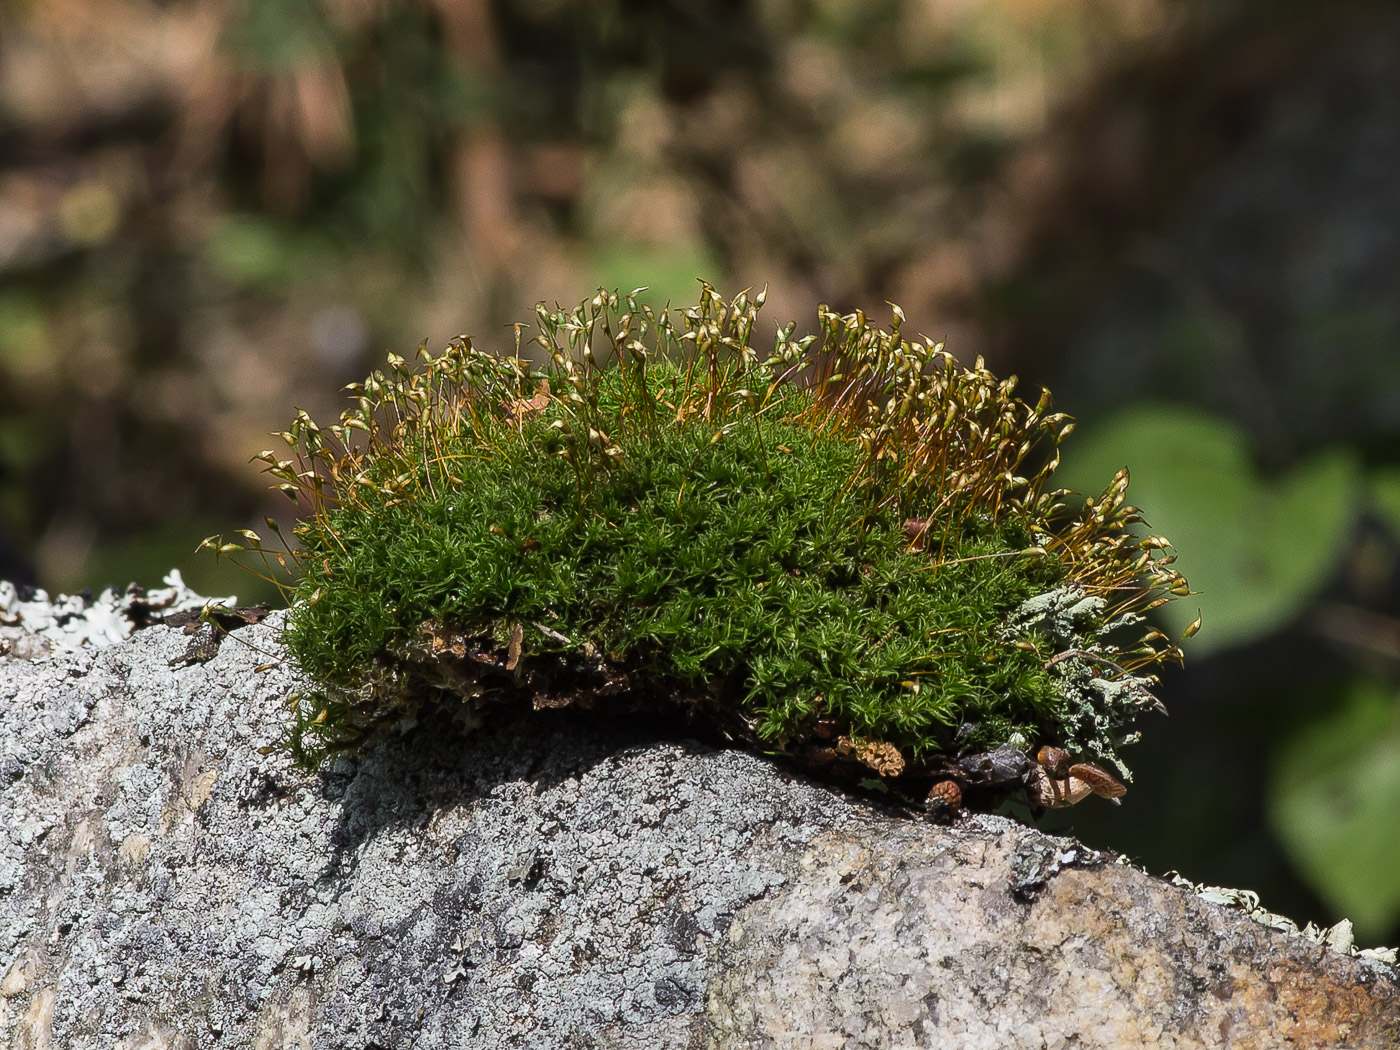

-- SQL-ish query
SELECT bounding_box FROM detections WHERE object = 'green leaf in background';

[204,215,301,291]
[1267,678,1400,938]
[1056,404,1360,655]
[589,243,725,314]
[204,215,340,295]
[223,0,341,72]
[0,292,53,380]
[1369,467,1400,541]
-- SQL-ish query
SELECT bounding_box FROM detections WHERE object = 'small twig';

[1044,648,1128,676]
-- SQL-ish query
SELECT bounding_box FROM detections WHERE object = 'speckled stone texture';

[2,613,1397,1049]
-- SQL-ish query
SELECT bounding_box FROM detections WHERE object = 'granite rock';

[1,606,1396,1049]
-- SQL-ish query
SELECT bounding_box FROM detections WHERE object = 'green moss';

[208,284,1193,802]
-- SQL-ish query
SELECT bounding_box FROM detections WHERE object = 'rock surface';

[1,605,1397,1049]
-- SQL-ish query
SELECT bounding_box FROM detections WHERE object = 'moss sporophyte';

[203,284,1198,815]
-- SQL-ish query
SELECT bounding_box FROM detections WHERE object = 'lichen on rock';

[1,605,1394,1048]
[999,585,1165,779]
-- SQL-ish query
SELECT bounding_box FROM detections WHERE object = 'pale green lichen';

[1002,585,1164,779]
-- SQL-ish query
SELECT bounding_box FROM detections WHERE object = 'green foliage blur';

[2,0,1398,944]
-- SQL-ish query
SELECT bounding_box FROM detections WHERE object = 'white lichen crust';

[1003,585,1164,778]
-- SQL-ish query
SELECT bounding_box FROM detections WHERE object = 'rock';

[1,605,1397,1049]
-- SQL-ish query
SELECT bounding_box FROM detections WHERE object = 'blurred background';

[4,0,1400,944]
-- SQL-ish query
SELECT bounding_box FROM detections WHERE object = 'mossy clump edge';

[205,283,1196,810]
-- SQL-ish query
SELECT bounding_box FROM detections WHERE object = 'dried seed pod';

[1067,762,1127,802]
[1025,765,1094,808]
[926,779,962,817]
[503,380,551,422]
[505,622,524,671]
[1035,745,1071,775]
[855,739,906,777]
